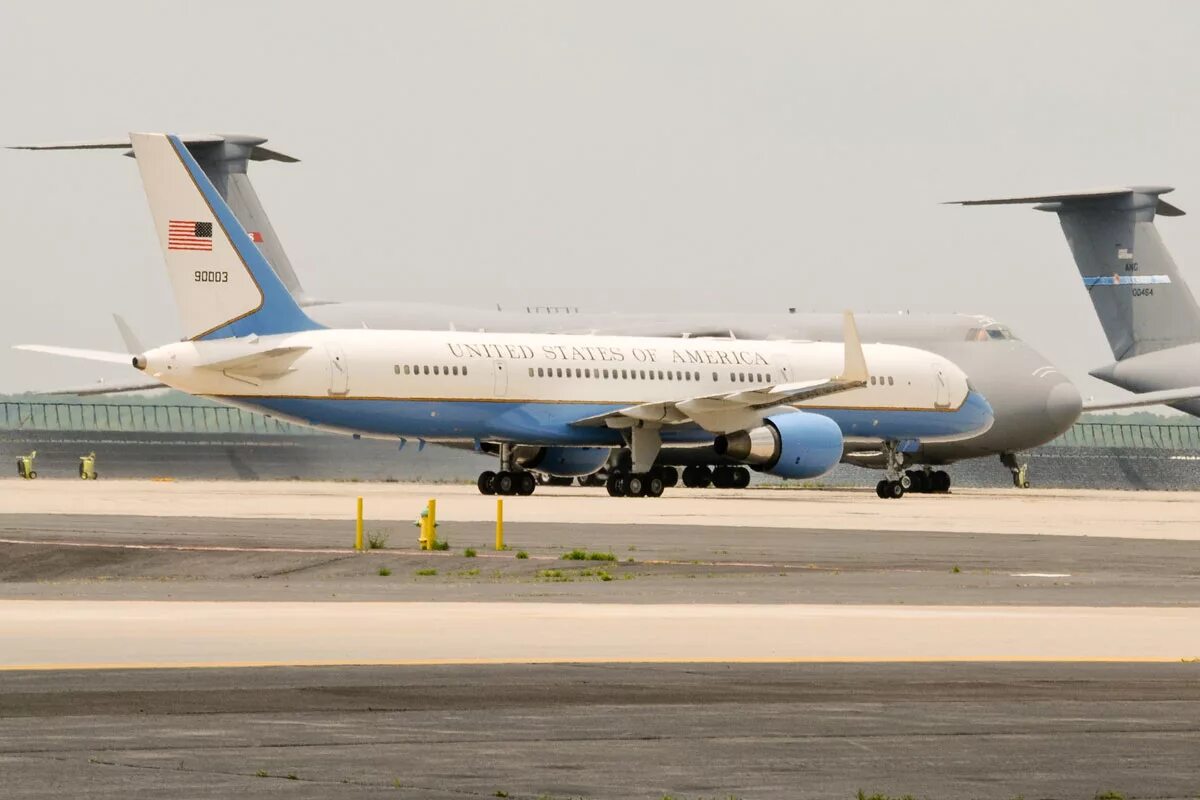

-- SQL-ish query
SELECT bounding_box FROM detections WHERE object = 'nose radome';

[1045,380,1083,430]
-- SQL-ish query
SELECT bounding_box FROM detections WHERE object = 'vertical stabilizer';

[129,133,320,340]
[953,187,1200,359]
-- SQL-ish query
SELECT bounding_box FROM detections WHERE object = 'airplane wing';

[572,311,868,433]
[13,345,132,365]
[1083,386,1200,411]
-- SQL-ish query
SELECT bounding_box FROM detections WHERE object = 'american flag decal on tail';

[168,220,213,251]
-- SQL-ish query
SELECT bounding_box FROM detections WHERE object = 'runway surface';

[3,481,1198,797]
[4,513,1200,605]
[4,600,1199,669]
[3,663,1198,799]
[4,479,1200,538]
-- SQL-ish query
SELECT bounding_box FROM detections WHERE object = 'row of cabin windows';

[395,364,469,377]
[528,367,774,384]
[870,376,895,386]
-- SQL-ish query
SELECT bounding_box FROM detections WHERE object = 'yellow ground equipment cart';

[79,452,98,480]
[16,450,37,479]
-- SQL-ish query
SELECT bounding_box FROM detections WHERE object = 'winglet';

[836,310,868,383]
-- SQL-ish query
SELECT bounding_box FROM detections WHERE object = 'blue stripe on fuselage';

[223,391,994,446]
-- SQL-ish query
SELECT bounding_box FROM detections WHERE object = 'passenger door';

[326,344,349,396]
[934,366,949,409]
[493,360,508,397]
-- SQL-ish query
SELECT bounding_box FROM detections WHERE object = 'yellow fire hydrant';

[79,452,98,480]
[16,450,37,480]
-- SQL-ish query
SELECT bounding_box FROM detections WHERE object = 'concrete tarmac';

[4,600,1200,669]
[4,480,1200,538]
[4,482,1199,797]
[2,663,1198,799]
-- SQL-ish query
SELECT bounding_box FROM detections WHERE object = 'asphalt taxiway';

[2,481,1198,799]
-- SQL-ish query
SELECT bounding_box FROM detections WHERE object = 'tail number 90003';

[194,270,229,283]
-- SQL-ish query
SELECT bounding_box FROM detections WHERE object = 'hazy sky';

[3,1,1200,403]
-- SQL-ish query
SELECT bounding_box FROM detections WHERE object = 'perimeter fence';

[0,400,315,436]
[1050,422,1200,450]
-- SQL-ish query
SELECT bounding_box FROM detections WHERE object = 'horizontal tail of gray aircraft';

[951,187,1200,360]
[8,134,316,305]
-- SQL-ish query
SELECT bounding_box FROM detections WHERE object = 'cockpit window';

[965,324,1018,342]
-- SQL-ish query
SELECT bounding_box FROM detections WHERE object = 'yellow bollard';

[495,498,504,551]
[428,498,437,549]
[355,496,364,551]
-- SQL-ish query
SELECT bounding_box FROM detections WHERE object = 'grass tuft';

[562,549,616,561]
[464,547,477,558]
[1094,793,1125,800]
[515,550,529,559]
[377,566,392,577]
[952,565,961,574]
[367,531,389,549]
[431,539,450,551]
[415,568,437,576]
[255,770,268,778]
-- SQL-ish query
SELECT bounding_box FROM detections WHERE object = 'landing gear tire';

[681,465,713,489]
[731,467,751,489]
[933,470,951,493]
[626,474,646,497]
[495,471,517,496]
[712,466,736,489]
[646,476,665,498]
[659,467,679,488]
[876,479,905,499]
[517,471,536,496]
[477,471,497,495]
[607,473,627,497]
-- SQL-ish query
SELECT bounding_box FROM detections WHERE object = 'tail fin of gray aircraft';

[951,187,1200,360]
[8,134,315,305]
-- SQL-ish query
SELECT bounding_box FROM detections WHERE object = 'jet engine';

[514,446,612,477]
[713,411,843,480]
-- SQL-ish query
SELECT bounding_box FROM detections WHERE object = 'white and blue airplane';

[16,133,993,498]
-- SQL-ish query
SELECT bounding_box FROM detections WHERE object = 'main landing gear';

[875,468,952,499]
[604,422,677,498]
[477,469,536,496]
[680,465,751,489]
[476,444,537,496]
[1000,452,1030,489]
[606,467,668,498]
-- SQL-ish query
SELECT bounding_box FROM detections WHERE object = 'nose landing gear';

[1000,452,1030,489]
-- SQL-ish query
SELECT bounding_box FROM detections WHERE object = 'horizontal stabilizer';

[947,186,1184,216]
[1083,386,1200,411]
[7,134,300,163]
[13,344,132,365]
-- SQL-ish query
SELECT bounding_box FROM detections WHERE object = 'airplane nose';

[1045,380,1082,431]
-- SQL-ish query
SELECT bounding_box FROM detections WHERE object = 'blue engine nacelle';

[515,446,612,477]
[713,411,843,479]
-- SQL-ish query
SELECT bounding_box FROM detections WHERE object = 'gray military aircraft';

[954,187,1200,417]
[13,135,1142,492]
